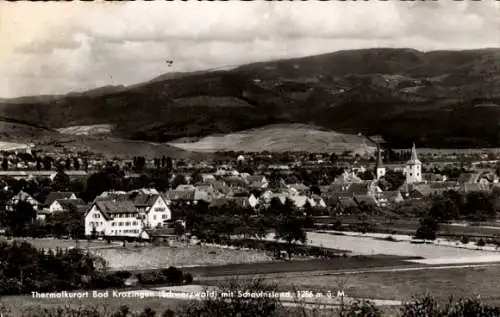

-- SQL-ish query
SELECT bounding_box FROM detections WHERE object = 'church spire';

[376,147,383,168]
[410,142,419,162]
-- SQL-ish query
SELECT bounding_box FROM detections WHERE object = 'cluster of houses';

[3,144,500,240]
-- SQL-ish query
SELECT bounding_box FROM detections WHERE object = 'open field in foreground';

[0,295,183,317]
[273,264,500,305]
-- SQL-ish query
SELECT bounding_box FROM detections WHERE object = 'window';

[119,222,124,226]
[410,173,413,176]
[155,207,165,212]
[153,215,157,220]
[133,221,138,226]
[112,222,116,227]
[125,222,131,226]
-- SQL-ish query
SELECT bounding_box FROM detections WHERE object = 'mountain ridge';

[2,47,500,149]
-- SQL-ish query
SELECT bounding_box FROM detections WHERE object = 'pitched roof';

[44,192,75,205]
[246,175,266,183]
[126,192,160,206]
[57,199,86,210]
[95,200,137,219]
[204,179,231,193]
[165,190,196,201]
[462,183,491,193]
[144,226,176,237]
[380,191,402,200]
[175,184,196,191]
[11,191,39,204]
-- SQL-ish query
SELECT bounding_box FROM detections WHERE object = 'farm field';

[96,244,275,270]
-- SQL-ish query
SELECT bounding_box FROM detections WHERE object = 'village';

[1,141,500,243]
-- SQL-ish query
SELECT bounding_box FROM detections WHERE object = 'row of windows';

[111,229,140,234]
[111,221,139,227]
[155,207,166,212]
[93,214,101,219]
[152,214,170,220]
[113,213,137,218]
[89,221,103,227]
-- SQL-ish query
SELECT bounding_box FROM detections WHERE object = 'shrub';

[161,267,184,284]
[477,238,486,247]
[460,236,470,244]
[183,273,193,284]
[342,300,381,317]
[400,295,440,317]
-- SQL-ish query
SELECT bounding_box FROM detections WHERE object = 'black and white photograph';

[1,1,500,316]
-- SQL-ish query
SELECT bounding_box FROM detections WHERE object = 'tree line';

[0,241,192,296]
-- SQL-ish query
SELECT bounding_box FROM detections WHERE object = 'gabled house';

[223,176,248,188]
[48,198,86,213]
[326,181,382,204]
[44,191,77,207]
[6,191,40,211]
[165,188,210,206]
[84,191,172,238]
[204,179,231,195]
[310,195,327,209]
[379,191,404,207]
[85,199,140,237]
[333,170,363,184]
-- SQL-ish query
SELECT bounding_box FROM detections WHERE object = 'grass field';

[96,244,275,270]
[168,123,376,155]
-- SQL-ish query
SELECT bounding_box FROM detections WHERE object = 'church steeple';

[376,147,383,169]
[405,142,422,184]
[409,142,419,163]
[375,147,386,180]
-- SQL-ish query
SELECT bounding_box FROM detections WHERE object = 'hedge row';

[201,237,342,258]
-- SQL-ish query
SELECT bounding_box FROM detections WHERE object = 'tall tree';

[53,165,71,191]
[2,158,8,171]
[73,157,80,171]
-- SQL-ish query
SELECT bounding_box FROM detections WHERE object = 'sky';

[0,1,499,98]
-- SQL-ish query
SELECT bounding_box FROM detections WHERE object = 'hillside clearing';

[168,123,376,154]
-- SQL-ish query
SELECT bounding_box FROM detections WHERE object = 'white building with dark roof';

[85,190,171,238]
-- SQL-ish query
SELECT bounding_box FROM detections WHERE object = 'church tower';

[375,147,386,180]
[405,143,422,184]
